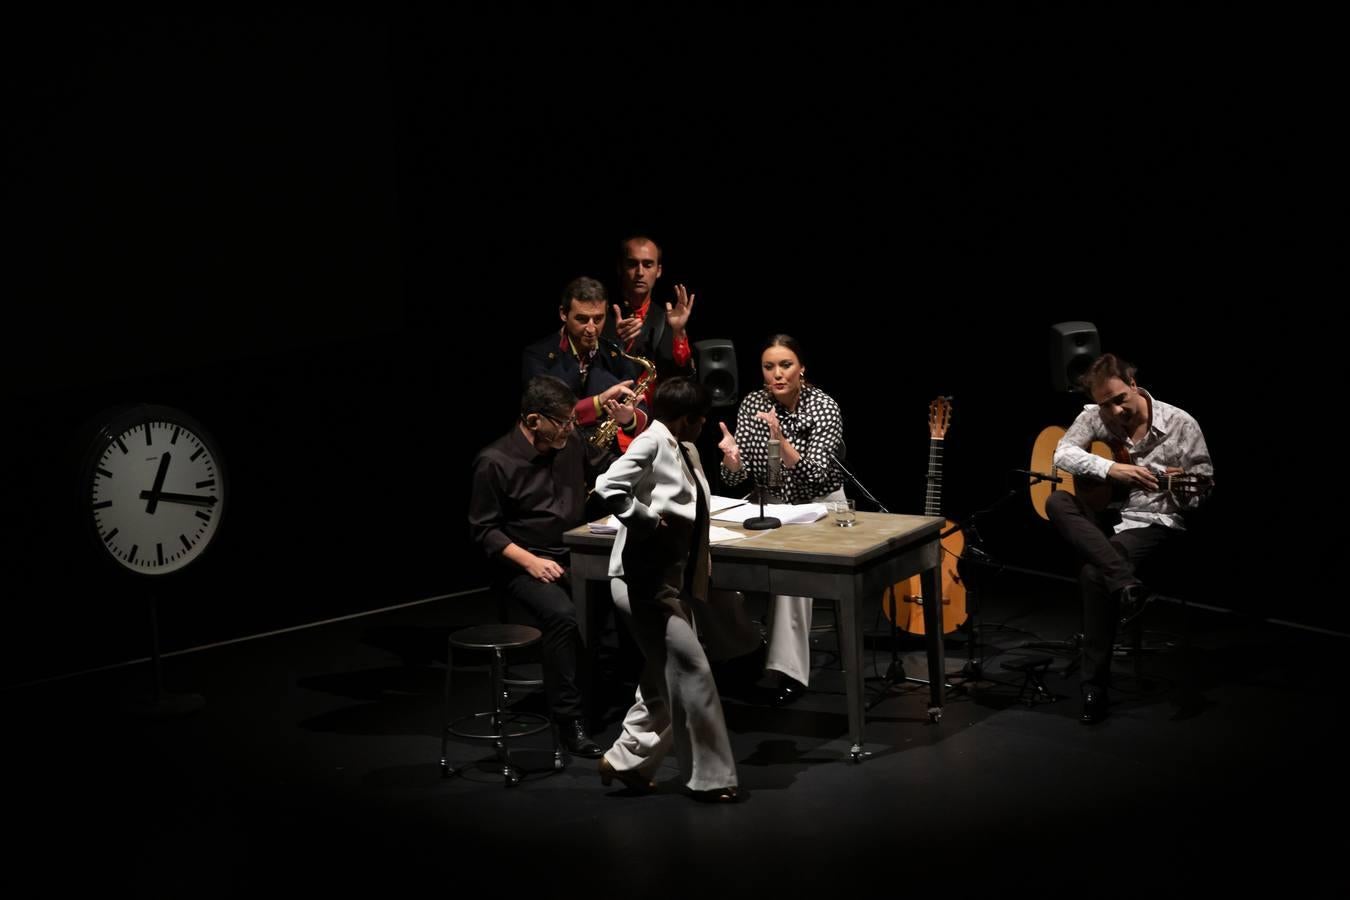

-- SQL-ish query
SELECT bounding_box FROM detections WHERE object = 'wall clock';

[85,404,225,575]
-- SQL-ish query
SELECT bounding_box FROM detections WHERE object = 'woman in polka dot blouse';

[718,334,846,705]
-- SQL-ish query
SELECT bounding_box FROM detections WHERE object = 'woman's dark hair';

[652,377,711,421]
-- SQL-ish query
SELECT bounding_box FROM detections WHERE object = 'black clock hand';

[144,452,172,514]
[138,490,218,508]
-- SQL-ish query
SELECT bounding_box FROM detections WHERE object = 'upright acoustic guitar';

[883,396,967,635]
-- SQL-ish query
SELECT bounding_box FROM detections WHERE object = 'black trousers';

[1045,491,1175,689]
[496,570,585,721]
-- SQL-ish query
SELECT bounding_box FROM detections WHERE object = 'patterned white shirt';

[1054,389,1214,532]
[720,385,844,504]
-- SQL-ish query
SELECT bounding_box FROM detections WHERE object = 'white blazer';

[594,419,711,602]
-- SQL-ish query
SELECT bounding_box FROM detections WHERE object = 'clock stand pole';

[126,588,205,718]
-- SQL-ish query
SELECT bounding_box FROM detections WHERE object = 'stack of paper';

[710,495,749,515]
[709,525,746,544]
[589,517,753,542]
[590,495,750,534]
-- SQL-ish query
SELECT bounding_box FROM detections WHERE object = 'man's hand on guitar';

[1161,467,1214,501]
[1107,463,1159,491]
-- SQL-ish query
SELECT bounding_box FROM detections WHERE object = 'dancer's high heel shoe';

[598,757,655,793]
[689,785,741,803]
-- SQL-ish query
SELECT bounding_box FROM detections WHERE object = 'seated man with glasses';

[468,375,630,757]
[522,275,648,448]
[540,410,580,430]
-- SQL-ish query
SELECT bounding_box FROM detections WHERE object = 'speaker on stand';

[693,339,738,409]
[1049,321,1100,394]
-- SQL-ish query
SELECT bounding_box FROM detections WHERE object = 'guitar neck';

[923,438,944,516]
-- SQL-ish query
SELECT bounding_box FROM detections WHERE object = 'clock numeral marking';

[170,426,180,445]
[92,500,113,510]
[196,479,215,489]
[195,511,212,522]
[104,528,119,543]
[128,545,138,563]
[145,422,153,446]
[96,467,113,479]
[190,447,205,462]
[116,438,128,454]
[180,534,192,551]
[156,543,164,565]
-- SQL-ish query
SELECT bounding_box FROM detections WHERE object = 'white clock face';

[91,417,224,575]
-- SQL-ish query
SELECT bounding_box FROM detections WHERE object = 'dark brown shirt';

[468,426,612,562]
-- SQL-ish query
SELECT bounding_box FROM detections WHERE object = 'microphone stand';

[743,480,781,530]
[851,464,1047,706]
[1014,469,1085,663]
[745,441,783,530]
[947,472,1087,702]
[941,493,1016,686]
[829,452,888,514]
[828,452,937,702]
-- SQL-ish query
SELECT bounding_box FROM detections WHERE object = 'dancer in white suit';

[594,377,739,802]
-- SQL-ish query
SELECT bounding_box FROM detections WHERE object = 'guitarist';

[1046,353,1214,724]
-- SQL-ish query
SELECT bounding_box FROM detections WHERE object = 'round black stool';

[441,623,562,786]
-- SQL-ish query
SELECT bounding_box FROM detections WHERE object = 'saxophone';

[589,347,657,448]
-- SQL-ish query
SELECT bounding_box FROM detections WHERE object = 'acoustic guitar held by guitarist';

[1040,353,1214,726]
[1028,427,1213,519]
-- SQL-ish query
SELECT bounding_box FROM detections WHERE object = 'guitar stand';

[834,454,1022,711]
[866,524,1023,709]
[865,584,953,711]
[1020,631,1083,677]
[999,655,1061,706]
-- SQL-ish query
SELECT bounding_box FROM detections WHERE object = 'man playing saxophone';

[522,276,651,447]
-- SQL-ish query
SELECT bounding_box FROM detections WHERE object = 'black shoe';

[1116,583,1156,629]
[559,718,603,758]
[771,675,807,707]
[1081,687,1109,724]
[689,785,741,803]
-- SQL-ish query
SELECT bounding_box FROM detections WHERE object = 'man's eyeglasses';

[540,411,579,430]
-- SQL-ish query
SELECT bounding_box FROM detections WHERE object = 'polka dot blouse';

[719,385,844,504]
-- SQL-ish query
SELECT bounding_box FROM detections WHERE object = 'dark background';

[3,9,1333,686]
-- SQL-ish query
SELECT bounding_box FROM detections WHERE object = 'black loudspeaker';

[1049,321,1100,393]
[693,339,738,408]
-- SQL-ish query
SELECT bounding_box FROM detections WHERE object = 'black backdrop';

[2,9,1333,685]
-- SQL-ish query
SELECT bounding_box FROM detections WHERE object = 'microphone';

[745,439,783,530]
[1012,468,1063,484]
[766,439,782,494]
